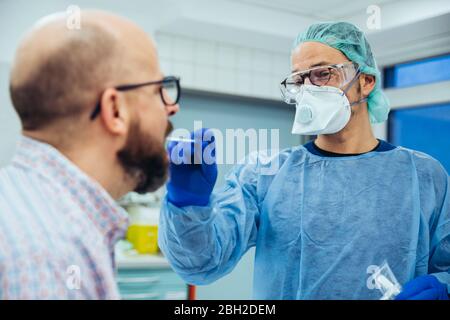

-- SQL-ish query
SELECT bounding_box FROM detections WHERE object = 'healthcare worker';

[159,22,450,299]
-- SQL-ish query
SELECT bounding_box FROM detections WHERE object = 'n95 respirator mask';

[291,85,352,135]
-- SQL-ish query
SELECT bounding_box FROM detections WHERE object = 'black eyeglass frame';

[90,76,181,120]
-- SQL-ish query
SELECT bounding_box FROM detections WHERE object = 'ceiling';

[156,0,450,66]
[0,0,449,66]
[225,0,398,20]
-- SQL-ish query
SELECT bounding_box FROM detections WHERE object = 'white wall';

[156,32,289,101]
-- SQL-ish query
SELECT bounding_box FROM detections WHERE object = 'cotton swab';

[166,137,195,143]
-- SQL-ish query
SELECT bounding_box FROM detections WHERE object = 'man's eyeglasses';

[90,76,181,120]
[280,62,359,104]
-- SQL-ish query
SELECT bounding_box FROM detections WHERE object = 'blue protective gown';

[159,142,450,299]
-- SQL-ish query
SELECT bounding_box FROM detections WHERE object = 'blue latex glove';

[395,275,449,300]
[166,128,217,207]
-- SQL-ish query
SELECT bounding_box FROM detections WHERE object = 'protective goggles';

[280,61,360,104]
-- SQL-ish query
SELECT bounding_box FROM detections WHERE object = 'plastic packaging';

[373,261,402,300]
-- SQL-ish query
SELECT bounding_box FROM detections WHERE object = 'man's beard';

[117,119,173,194]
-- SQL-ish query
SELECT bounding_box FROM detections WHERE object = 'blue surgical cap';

[293,22,390,123]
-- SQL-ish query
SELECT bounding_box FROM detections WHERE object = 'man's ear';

[98,88,129,136]
[360,74,376,97]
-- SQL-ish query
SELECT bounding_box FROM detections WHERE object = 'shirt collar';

[12,135,129,246]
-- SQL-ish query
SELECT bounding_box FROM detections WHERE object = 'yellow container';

[126,224,159,254]
[124,204,160,255]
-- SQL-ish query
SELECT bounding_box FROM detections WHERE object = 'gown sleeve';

[158,160,263,285]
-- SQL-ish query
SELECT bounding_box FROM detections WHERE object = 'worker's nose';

[166,103,179,116]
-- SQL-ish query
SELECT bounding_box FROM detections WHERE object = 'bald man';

[0,10,179,299]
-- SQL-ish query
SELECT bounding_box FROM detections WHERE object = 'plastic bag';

[373,261,402,300]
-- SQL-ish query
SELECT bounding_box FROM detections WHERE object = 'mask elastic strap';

[349,97,368,106]
[341,70,361,95]
[341,70,368,107]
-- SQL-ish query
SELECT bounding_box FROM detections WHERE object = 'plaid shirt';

[0,136,129,299]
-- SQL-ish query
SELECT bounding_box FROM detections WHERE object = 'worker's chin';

[322,132,341,136]
[320,129,344,136]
